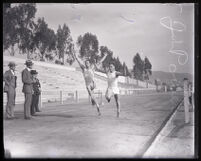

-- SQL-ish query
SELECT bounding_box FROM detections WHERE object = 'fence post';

[184,79,190,123]
[60,90,63,104]
[75,90,79,103]
[165,85,167,92]
[146,81,148,88]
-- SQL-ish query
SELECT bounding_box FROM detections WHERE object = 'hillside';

[149,71,193,84]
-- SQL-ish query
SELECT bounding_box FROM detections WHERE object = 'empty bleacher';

[3,55,155,104]
[3,56,108,104]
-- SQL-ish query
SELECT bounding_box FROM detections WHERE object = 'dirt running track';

[3,92,183,158]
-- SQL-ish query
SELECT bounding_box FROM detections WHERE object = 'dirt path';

[3,92,183,158]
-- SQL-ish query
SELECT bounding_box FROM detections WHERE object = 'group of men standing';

[3,60,41,120]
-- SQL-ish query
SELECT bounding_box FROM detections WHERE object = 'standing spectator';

[22,60,34,120]
[3,62,17,120]
[30,70,41,116]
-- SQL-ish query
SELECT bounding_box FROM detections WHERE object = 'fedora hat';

[25,60,34,66]
[8,61,16,67]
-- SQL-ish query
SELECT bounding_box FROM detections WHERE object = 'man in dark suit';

[3,62,17,120]
[30,70,41,116]
[22,60,34,120]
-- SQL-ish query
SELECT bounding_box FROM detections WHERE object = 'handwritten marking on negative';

[160,16,188,70]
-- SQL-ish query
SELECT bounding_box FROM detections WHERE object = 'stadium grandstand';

[3,54,156,105]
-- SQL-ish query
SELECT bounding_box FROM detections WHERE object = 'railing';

[40,88,162,107]
[119,88,156,95]
[94,71,156,89]
[3,88,159,107]
[3,79,193,125]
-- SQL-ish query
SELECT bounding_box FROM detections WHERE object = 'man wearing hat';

[3,61,17,120]
[22,60,34,119]
[30,70,41,115]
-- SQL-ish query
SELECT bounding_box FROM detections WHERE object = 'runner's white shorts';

[105,87,119,99]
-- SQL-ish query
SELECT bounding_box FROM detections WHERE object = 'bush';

[55,60,64,65]
[45,54,54,61]
[55,60,60,64]
[49,55,54,61]
[40,58,45,62]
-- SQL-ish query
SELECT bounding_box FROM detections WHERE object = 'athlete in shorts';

[95,62,123,117]
[73,52,106,116]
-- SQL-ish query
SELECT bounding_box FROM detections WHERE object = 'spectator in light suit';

[22,60,34,120]
[3,62,17,120]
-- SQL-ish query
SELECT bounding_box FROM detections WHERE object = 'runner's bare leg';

[105,88,111,102]
[87,87,101,115]
[114,94,120,117]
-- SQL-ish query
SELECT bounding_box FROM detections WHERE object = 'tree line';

[3,3,152,80]
[3,3,74,65]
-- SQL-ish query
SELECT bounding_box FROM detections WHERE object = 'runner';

[73,52,107,116]
[95,62,123,117]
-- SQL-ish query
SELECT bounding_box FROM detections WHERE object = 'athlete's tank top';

[107,71,118,88]
[83,68,94,86]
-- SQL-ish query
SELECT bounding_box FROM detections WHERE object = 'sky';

[34,3,194,74]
